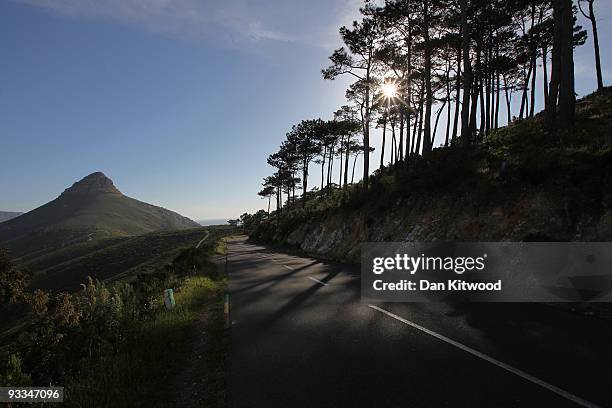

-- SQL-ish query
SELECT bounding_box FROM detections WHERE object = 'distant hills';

[198,218,230,226]
[0,211,23,223]
[0,172,200,258]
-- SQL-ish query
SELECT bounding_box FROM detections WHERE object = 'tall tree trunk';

[582,0,604,90]
[338,141,343,189]
[529,51,537,118]
[590,3,603,90]
[327,146,334,189]
[590,4,603,90]
[363,69,371,189]
[542,44,549,110]
[546,0,575,129]
[302,160,308,207]
[519,64,533,119]
[479,57,486,136]
[452,40,462,142]
[460,0,472,145]
[411,114,417,154]
[469,45,480,137]
[485,44,491,135]
[405,108,412,160]
[433,100,447,147]
[405,22,413,161]
[489,54,496,131]
[529,3,539,118]
[545,18,560,128]
[504,75,512,124]
[398,111,404,162]
[320,147,326,198]
[557,0,575,127]
[391,119,397,165]
[344,140,350,186]
[422,0,433,154]
[495,50,501,129]
[445,61,452,146]
[380,112,387,168]
[415,82,425,154]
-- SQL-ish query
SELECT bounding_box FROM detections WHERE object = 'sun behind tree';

[381,82,398,99]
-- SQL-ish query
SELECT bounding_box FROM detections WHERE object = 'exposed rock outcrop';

[61,172,122,196]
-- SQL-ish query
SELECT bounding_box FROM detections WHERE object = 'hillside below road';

[227,236,612,407]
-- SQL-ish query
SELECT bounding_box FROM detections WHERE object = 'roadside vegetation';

[0,229,232,407]
[242,0,610,251]
[251,0,606,227]
[246,88,612,239]
[0,228,216,342]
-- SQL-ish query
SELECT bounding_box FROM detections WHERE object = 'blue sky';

[1,0,610,221]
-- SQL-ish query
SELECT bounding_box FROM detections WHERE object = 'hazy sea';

[197,218,230,226]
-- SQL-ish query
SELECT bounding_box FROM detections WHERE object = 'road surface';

[227,237,612,407]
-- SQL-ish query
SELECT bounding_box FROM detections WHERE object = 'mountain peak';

[61,172,122,196]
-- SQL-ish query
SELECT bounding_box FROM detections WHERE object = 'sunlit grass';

[215,238,228,256]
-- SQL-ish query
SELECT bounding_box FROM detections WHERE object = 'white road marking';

[283,265,294,270]
[260,254,285,264]
[308,276,328,286]
[367,304,599,408]
[196,231,211,249]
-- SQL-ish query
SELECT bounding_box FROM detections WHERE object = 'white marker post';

[163,289,176,310]
[224,292,231,329]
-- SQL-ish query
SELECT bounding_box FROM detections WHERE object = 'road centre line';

[367,305,599,408]
[308,276,328,286]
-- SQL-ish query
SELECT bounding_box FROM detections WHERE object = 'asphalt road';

[227,237,612,408]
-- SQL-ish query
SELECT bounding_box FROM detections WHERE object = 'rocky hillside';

[251,89,612,262]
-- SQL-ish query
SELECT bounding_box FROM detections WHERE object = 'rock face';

[61,172,122,196]
[251,181,612,263]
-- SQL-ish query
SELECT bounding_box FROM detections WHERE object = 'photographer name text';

[373,279,502,292]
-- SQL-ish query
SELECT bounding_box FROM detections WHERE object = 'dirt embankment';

[252,177,612,263]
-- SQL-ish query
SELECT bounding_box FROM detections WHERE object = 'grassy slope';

[19,237,128,273]
[31,228,209,291]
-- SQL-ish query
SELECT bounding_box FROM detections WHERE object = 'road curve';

[227,237,612,408]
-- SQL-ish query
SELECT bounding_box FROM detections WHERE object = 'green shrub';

[0,353,31,387]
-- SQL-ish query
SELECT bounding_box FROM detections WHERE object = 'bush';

[0,353,31,387]
[0,249,30,305]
